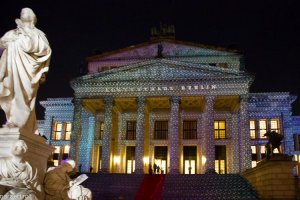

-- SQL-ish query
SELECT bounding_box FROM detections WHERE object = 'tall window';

[53,122,62,140]
[249,120,257,139]
[183,121,197,139]
[53,146,60,166]
[154,121,168,140]
[95,122,104,140]
[64,122,72,140]
[214,120,226,139]
[270,119,280,133]
[260,146,266,159]
[294,134,300,151]
[259,120,267,138]
[251,146,257,167]
[126,121,136,140]
[62,145,70,160]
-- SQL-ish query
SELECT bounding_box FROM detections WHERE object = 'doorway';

[183,146,197,174]
[154,146,168,174]
[126,146,135,174]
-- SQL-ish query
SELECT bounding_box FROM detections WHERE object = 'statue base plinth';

[0,128,53,183]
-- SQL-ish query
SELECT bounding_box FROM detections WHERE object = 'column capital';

[204,95,215,103]
[103,96,113,104]
[169,96,181,104]
[240,95,249,102]
[136,96,147,104]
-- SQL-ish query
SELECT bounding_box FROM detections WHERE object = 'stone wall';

[242,154,299,199]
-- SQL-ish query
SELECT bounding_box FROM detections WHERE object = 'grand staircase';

[80,173,260,200]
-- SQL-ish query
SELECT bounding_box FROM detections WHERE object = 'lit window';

[270,119,280,133]
[251,146,257,168]
[53,146,61,166]
[215,160,226,174]
[126,121,136,140]
[62,145,70,160]
[154,121,168,140]
[261,145,266,159]
[214,120,226,139]
[249,120,256,139]
[260,146,266,154]
[183,121,197,139]
[64,122,72,140]
[99,122,104,140]
[294,134,300,151]
[53,122,62,140]
[259,120,267,138]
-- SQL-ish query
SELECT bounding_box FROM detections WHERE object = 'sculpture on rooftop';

[0,8,51,134]
[264,131,284,159]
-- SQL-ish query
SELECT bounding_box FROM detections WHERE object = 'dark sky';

[0,0,299,120]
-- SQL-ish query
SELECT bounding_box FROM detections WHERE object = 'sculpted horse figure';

[264,131,284,159]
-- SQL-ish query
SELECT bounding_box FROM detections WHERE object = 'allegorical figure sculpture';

[0,140,42,200]
[44,159,92,200]
[264,131,284,159]
[0,8,51,134]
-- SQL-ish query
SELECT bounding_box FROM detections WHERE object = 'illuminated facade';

[40,38,299,174]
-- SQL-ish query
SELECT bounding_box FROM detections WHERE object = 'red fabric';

[135,175,165,200]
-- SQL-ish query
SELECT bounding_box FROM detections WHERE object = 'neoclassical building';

[40,37,299,174]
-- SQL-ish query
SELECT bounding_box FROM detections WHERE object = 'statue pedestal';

[0,128,53,183]
[242,154,298,199]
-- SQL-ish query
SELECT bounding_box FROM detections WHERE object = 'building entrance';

[126,146,135,174]
[215,145,227,174]
[154,146,168,174]
[183,146,197,174]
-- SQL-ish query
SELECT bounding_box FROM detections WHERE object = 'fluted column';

[135,97,146,174]
[240,95,252,171]
[203,96,215,173]
[70,98,82,166]
[169,96,180,174]
[101,96,113,173]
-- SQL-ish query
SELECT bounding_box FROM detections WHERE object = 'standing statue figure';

[0,8,51,134]
[44,159,92,200]
[0,140,42,200]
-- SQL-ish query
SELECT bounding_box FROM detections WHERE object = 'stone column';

[231,113,240,173]
[79,115,95,172]
[135,97,146,174]
[101,96,113,173]
[281,111,294,155]
[203,96,215,173]
[240,95,252,171]
[70,98,82,165]
[169,96,180,174]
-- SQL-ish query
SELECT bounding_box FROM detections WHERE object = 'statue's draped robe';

[0,27,51,134]
[0,157,38,199]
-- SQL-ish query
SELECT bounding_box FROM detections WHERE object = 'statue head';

[11,140,28,156]
[60,159,76,172]
[20,8,37,27]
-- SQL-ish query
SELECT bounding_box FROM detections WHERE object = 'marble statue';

[44,159,92,200]
[0,7,51,134]
[0,140,42,200]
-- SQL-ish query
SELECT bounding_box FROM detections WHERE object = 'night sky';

[0,0,299,120]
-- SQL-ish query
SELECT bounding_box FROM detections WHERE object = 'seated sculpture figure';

[44,159,92,200]
[0,140,41,200]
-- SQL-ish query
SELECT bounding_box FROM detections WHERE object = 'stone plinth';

[0,128,53,184]
[242,154,299,200]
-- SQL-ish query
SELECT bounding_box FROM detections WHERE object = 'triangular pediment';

[78,59,249,84]
[87,39,239,62]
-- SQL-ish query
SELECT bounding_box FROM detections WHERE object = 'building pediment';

[77,59,249,85]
